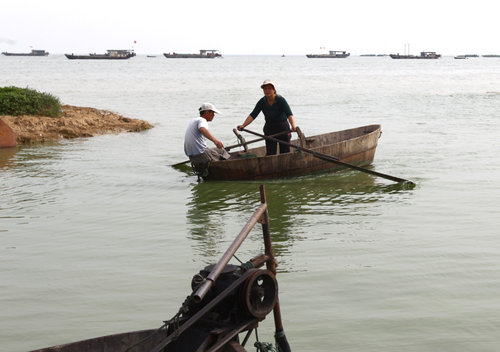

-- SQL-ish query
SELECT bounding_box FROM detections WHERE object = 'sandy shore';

[1,105,153,145]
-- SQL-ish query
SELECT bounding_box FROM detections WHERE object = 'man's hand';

[214,139,224,149]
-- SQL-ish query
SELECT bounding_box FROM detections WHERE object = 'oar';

[241,128,415,185]
[170,130,290,167]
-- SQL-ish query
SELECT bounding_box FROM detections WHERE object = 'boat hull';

[64,53,135,60]
[2,50,49,56]
[163,53,221,58]
[306,53,350,58]
[389,55,440,59]
[204,124,381,180]
[30,329,169,352]
[390,51,441,59]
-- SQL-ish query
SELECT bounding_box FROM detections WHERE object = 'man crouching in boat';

[184,103,230,174]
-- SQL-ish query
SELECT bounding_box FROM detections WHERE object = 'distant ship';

[306,50,350,58]
[360,54,389,57]
[390,51,441,59]
[1,49,49,56]
[65,50,136,60]
[482,54,500,58]
[164,49,222,58]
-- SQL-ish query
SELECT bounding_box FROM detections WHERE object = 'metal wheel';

[241,270,277,319]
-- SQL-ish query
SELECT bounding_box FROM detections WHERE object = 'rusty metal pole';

[259,184,291,352]
[193,202,267,303]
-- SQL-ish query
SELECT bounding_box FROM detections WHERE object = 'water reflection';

[186,170,415,263]
[1,144,72,216]
[0,146,17,169]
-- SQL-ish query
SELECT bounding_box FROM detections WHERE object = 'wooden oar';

[170,130,290,167]
[241,128,415,185]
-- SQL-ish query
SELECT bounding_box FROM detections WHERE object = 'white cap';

[260,80,276,89]
[199,102,221,114]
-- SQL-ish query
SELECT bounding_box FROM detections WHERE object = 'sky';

[1,0,499,56]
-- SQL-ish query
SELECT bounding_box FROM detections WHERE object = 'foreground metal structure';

[31,185,290,352]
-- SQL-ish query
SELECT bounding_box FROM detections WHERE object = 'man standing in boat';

[184,103,230,171]
[237,80,297,155]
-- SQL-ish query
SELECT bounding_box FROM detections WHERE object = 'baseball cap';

[260,80,276,89]
[199,102,221,114]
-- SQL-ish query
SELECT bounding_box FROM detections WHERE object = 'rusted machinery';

[32,185,290,352]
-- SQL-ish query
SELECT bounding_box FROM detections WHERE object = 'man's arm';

[200,127,224,148]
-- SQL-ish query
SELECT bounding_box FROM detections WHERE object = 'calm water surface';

[1,55,500,351]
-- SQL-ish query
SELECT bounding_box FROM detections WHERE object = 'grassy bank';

[0,86,61,118]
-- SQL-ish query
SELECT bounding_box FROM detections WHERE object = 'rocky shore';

[1,105,153,145]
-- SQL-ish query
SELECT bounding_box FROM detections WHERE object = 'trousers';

[263,121,291,155]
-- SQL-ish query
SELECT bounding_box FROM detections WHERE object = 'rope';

[233,254,244,264]
[253,328,278,352]
[124,291,198,351]
[167,292,197,336]
[254,341,276,352]
[240,261,255,271]
[234,254,257,272]
[274,330,286,339]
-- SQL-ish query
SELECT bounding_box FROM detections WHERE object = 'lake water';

[1,54,500,352]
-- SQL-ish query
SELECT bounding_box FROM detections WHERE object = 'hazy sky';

[1,0,498,56]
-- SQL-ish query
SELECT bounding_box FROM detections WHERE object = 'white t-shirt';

[184,117,209,156]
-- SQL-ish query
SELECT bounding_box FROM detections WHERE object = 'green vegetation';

[0,86,61,117]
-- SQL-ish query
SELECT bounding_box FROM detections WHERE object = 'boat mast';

[404,43,410,56]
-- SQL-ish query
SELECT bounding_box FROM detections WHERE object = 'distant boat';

[147,55,156,58]
[306,50,350,58]
[390,51,441,59]
[454,55,467,59]
[65,50,136,60]
[163,49,221,58]
[1,49,49,57]
[482,54,500,58]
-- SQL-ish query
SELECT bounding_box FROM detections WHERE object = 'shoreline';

[0,105,153,145]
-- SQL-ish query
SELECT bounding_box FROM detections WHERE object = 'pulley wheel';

[241,270,278,319]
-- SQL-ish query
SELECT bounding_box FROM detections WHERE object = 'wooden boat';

[30,185,290,352]
[199,124,381,181]
[390,51,441,59]
[64,50,136,60]
[164,49,221,58]
[306,50,350,58]
[1,49,48,56]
